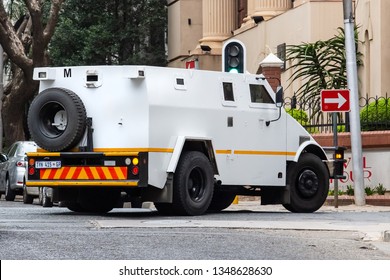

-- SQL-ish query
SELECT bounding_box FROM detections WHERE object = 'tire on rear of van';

[28,88,87,152]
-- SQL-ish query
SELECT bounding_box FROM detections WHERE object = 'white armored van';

[26,65,344,215]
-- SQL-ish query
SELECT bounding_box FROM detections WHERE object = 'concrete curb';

[325,195,390,207]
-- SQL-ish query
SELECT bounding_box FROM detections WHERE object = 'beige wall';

[167,0,389,98]
[233,1,343,96]
[167,0,202,66]
[355,0,390,98]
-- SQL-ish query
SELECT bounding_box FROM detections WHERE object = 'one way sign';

[320,89,350,112]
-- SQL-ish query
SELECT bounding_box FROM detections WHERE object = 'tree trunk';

[2,67,37,148]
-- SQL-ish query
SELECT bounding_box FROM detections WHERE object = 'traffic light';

[222,40,246,73]
[333,147,346,179]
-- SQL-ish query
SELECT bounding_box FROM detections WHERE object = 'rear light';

[29,158,35,166]
[28,167,35,175]
[16,161,26,167]
[131,166,139,175]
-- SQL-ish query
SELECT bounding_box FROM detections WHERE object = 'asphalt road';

[1,197,390,260]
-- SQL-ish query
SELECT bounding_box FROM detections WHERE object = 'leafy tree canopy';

[49,0,167,66]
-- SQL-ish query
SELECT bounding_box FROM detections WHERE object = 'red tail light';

[131,166,139,175]
[16,161,26,167]
[28,167,35,175]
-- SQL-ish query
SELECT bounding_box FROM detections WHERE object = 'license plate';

[35,161,61,169]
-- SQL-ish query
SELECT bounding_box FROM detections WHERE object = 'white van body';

[26,66,340,215]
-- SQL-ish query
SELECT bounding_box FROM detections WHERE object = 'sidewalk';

[225,198,390,244]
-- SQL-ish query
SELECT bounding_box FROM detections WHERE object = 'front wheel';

[172,151,214,216]
[283,153,329,213]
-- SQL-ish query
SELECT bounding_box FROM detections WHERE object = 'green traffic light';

[223,41,245,73]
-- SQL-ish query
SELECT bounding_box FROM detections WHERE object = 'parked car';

[0,141,38,201]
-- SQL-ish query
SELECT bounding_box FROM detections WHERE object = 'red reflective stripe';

[60,167,70,180]
[72,167,82,180]
[38,166,129,180]
[48,169,57,180]
[96,167,106,179]
[84,167,94,180]
[108,167,119,180]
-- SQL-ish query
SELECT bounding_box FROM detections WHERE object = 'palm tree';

[286,27,362,124]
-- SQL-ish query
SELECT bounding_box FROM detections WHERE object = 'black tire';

[77,188,120,213]
[23,181,34,204]
[283,153,329,213]
[42,187,53,207]
[28,88,87,152]
[208,191,236,212]
[38,187,43,205]
[172,151,214,216]
[5,177,16,201]
[66,202,87,212]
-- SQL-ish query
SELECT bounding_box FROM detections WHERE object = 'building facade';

[167,0,390,98]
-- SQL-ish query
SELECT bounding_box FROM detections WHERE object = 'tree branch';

[23,0,45,66]
[0,3,33,72]
[43,0,66,47]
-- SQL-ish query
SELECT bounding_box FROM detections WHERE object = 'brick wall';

[312,131,390,149]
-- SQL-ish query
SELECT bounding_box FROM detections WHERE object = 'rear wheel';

[5,177,16,201]
[283,153,329,213]
[77,188,120,213]
[42,187,53,207]
[172,151,214,216]
[208,191,236,212]
[23,181,34,204]
[66,202,86,213]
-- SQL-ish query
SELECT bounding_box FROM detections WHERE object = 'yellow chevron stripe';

[27,181,138,187]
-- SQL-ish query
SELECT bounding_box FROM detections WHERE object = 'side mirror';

[0,153,8,162]
[266,86,283,126]
[275,86,284,108]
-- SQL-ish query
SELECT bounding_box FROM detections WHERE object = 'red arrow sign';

[320,89,350,112]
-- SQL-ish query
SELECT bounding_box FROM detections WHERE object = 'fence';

[283,94,390,133]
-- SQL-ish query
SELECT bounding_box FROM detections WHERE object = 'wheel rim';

[187,167,206,202]
[297,169,319,198]
[39,102,68,138]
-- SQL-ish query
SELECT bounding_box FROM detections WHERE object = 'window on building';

[249,84,274,104]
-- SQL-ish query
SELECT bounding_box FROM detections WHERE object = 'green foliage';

[364,187,375,196]
[286,27,362,120]
[286,108,319,133]
[360,98,390,131]
[49,0,167,66]
[346,185,354,196]
[328,189,344,196]
[375,183,386,195]
[286,108,308,123]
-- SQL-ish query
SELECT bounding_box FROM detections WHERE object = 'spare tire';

[28,88,87,152]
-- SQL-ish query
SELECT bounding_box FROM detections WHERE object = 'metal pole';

[343,0,365,205]
[0,44,3,153]
[332,113,339,208]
